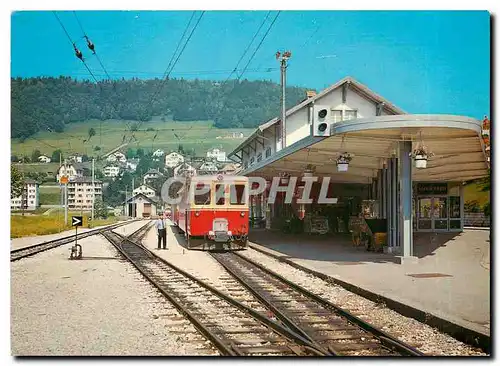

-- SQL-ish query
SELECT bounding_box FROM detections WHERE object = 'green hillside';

[11,119,253,158]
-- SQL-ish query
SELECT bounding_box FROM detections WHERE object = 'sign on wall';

[416,183,448,195]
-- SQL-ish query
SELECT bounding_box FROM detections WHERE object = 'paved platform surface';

[248,229,490,336]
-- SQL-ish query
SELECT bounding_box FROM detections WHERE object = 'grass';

[11,119,253,158]
[10,212,120,238]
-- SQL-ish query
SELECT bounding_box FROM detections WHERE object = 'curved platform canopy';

[244,114,489,184]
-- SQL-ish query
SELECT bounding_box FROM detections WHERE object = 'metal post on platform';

[391,157,398,251]
[399,141,413,257]
[386,160,392,247]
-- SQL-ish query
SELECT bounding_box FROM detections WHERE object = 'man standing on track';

[155,214,167,250]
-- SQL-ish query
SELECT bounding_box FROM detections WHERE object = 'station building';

[228,76,489,258]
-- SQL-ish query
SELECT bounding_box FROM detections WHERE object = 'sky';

[11,10,490,119]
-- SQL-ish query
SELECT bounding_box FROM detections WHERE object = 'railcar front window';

[230,184,246,205]
[215,184,225,205]
[194,184,211,205]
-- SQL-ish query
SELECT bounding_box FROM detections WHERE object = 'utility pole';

[276,50,292,150]
[64,159,68,225]
[91,158,95,223]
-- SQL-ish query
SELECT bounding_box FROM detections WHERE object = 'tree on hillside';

[11,155,18,163]
[88,127,96,141]
[51,149,63,163]
[31,149,42,163]
[126,148,136,159]
[178,144,185,154]
[11,165,24,198]
[11,76,309,139]
[136,148,144,158]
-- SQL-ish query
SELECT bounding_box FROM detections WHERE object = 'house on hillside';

[38,155,51,163]
[56,163,85,183]
[206,148,227,162]
[133,184,156,198]
[68,154,83,163]
[114,152,127,163]
[126,159,139,172]
[143,168,164,184]
[164,152,184,168]
[174,162,197,177]
[106,151,126,163]
[197,160,219,175]
[152,149,165,158]
[219,162,241,175]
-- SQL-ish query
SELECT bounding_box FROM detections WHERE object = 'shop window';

[257,152,262,163]
[215,184,225,205]
[450,220,462,229]
[230,184,246,205]
[250,157,255,166]
[265,147,272,158]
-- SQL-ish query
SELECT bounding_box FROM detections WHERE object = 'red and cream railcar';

[172,175,249,250]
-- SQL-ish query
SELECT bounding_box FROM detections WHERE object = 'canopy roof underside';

[243,115,489,184]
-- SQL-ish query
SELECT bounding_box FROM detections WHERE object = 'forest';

[11,76,311,139]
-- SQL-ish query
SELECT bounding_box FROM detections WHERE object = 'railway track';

[210,251,425,356]
[11,220,139,262]
[102,230,331,356]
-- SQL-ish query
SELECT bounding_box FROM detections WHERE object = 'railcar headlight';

[195,211,200,217]
[227,231,232,236]
[240,212,245,217]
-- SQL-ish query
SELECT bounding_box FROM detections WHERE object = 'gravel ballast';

[238,248,487,356]
[11,229,214,356]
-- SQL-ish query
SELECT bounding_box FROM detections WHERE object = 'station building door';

[414,183,462,232]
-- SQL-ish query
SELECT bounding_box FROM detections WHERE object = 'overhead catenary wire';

[199,11,281,150]
[222,11,271,84]
[73,11,112,81]
[129,11,205,137]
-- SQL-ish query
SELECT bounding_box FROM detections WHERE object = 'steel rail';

[104,231,332,356]
[224,251,425,356]
[10,219,140,261]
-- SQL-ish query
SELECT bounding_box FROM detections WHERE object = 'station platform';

[247,228,490,337]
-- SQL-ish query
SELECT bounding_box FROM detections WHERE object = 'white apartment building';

[206,148,227,162]
[132,184,156,198]
[164,152,184,168]
[103,165,121,178]
[67,177,102,211]
[11,179,39,211]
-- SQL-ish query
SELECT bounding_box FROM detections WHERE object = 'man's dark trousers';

[157,229,167,249]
